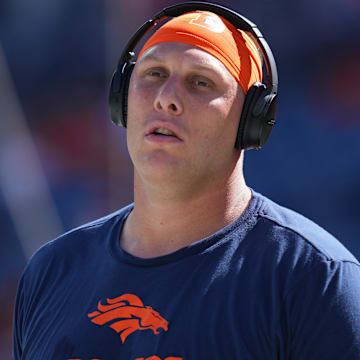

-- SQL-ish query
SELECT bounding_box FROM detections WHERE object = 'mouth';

[145,124,183,144]
[152,128,177,137]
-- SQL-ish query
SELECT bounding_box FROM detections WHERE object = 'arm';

[284,260,360,359]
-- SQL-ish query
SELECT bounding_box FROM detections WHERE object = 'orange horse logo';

[88,294,168,343]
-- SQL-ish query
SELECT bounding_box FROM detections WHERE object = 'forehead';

[137,42,234,79]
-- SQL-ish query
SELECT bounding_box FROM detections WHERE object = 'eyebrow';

[138,53,165,63]
[139,53,225,78]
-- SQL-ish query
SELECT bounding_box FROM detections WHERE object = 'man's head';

[125,10,262,194]
[109,4,278,198]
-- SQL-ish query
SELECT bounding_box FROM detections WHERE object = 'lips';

[146,121,183,142]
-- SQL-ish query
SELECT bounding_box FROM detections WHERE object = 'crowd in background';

[1,0,359,357]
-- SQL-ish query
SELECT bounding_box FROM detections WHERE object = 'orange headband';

[137,11,263,94]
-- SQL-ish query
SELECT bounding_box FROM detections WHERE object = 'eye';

[190,76,214,90]
[195,79,209,87]
[148,70,161,77]
[145,68,167,79]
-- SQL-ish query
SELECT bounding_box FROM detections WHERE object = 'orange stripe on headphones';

[137,11,263,94]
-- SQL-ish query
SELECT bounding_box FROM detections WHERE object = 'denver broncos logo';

[88,294,168,343]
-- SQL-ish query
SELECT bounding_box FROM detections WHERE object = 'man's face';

[126,42,245,194]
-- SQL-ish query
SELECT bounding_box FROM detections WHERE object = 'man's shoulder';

[25,204,133,274]
[57,203,133,242]
[253,191,359,265]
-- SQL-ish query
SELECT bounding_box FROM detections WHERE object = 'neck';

[120,154,251,258]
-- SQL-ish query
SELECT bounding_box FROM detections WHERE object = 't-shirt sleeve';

[284,260,360,359]
[12,274,25,360]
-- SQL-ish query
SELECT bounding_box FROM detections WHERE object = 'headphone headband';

[119,2,278,95]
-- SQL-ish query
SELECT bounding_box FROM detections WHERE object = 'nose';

[153,76,184,116]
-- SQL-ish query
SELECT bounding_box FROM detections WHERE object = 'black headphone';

[109,1,278,150]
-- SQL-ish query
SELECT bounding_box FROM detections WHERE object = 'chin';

[139,149,182,167]
[135,151,182,174]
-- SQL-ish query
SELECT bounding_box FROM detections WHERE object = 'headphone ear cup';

[108,62,135,128]
[236,83,277,150]
[257,93,277,146]
[236,83,264,149]
[109,70,123,126]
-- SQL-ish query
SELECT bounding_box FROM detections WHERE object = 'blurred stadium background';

[1,0,359,356]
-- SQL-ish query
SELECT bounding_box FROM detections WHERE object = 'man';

[13,4,360,360]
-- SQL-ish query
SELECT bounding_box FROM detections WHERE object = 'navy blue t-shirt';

[13,191,360,360]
